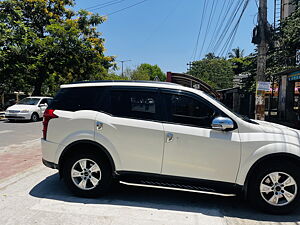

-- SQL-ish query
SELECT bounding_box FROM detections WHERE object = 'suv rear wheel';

[62,152,112,197]
[248,160,300,214]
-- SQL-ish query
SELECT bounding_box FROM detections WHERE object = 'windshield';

[200,91,258,124]
[17,97,40,105]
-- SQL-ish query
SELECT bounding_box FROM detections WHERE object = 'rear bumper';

[41,138,60,165]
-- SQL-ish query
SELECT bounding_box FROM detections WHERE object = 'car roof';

[60,80,184,90]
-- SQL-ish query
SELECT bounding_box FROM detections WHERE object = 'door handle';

[166,132,173,143]
[96,121,103,130]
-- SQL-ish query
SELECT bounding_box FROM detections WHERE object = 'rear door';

[95,87,165,174]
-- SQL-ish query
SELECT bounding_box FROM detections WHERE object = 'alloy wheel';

[71,159,102,190]
[260,171,297,206]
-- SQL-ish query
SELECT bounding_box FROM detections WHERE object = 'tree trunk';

[32,78,43,96]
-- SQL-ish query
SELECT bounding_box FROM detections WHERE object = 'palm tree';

[228,47,245,58]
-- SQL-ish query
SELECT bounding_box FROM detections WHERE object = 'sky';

[73,0,275,75]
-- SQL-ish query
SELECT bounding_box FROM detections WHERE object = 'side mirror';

[39,103,47,107]
[211,117,234,131]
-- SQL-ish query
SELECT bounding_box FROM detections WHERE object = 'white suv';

[41,81,300,214]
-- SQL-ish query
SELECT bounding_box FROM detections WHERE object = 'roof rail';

[70,80,181,86]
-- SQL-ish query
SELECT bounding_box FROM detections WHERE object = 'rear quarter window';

[49,87,108,112]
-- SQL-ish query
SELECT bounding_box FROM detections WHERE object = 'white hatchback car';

[41,81,300,214]
[5,96,52,122]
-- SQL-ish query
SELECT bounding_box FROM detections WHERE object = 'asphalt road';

[0,120,42,148]
[0,119,42,180]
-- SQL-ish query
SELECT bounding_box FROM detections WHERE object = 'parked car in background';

[5,96,52,122]
[42,81,300,214]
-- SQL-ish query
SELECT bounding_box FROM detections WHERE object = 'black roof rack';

[69,80,181,86]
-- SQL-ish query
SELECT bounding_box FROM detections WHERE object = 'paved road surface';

[1,165,300,225]
[0,120,42,179]
[1,120,300,224]
[0,120,42,148]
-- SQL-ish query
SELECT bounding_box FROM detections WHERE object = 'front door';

[161,90,241,183]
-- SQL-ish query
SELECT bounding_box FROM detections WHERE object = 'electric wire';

[191,0,208,61]
[212,0,244,53]
[143,0,182,43]
[86,0,125,11]
[198,0,217,59]
[218,0,250,56]
[105,0,149,16]
[206,0,232,53]
[210,0,235,52]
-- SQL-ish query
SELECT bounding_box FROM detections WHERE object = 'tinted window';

[111,90,158,120]
[49,87,108,112]
[17,97,40,105]
[164,93,217,128]
[40,99,49,105]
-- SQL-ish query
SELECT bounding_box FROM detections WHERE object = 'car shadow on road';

[30,173,300,223]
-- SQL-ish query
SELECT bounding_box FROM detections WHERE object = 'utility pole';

[118,60,131,77]
[255,0,268,120]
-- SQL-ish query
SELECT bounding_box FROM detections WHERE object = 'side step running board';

[119,181,236,197]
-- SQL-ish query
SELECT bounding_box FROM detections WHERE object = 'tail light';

[43,109,58,139]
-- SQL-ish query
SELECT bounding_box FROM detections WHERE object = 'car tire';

[248,160,300,214]
[62,151,113,198]
[31,112,39,122]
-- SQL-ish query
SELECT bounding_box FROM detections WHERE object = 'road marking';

[0,130,13,134]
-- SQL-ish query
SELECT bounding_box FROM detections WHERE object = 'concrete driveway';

[1,165,300,225]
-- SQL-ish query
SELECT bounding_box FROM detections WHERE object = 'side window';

[164,93,216,128]
[50,87,108,112]
[111,90,158,120]
[40,99,48,105]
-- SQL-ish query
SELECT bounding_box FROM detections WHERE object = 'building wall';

[281,0,297,19]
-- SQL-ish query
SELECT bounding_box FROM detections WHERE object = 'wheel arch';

[243,152,300,197]
[58,140,116,177]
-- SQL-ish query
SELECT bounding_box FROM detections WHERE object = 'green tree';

[130,63,166,81]
[0,0,114,96]
[228,47,244,59]
[188,58,235,89]
[204,52,219,60]
[266,4,300,74]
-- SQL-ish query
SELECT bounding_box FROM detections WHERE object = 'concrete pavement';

[1,121,300,224]
[1,165,300,225]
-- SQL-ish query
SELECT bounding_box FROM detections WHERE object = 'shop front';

[276,68,300,125]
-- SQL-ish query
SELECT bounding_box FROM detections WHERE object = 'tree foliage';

[228,47,244,59]
[267,4,300,74]
[188,58,235,90]
[130,63,166,81]
[0,0,115,96]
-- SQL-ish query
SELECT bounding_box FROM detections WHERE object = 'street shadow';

[3,119,42,123]
[30,173,300,222]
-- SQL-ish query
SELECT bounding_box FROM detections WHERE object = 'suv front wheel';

[62,152,112,197]
[248,160,300,214]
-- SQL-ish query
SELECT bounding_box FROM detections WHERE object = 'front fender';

[236,142,300,185]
